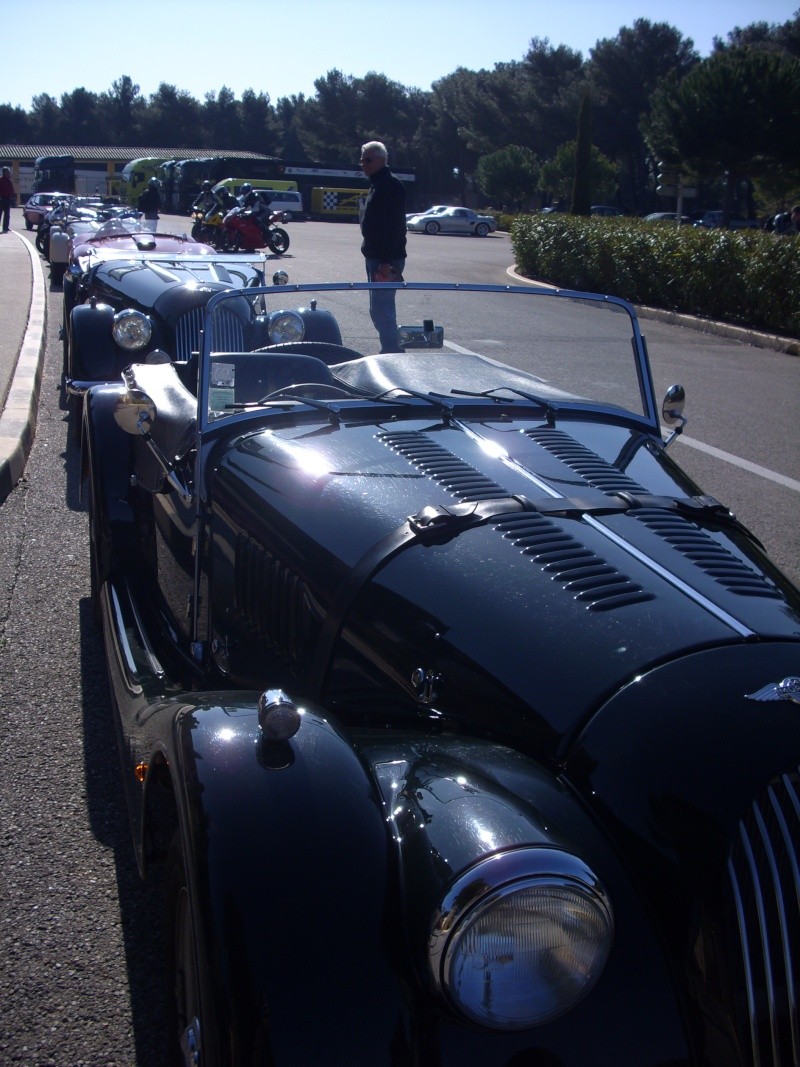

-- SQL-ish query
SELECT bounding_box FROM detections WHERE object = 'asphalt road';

[0,216,798,1066]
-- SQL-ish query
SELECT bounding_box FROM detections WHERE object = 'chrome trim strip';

[771,778,800,1059]
[460,421,754,637]
[752,801,787,1063]
[583,516,754,637]
[728,845,761,1067]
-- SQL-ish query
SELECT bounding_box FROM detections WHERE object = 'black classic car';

[63,252,293,436]
[80,281,800,1066]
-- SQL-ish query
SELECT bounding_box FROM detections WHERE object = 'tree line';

[1,13,799,215]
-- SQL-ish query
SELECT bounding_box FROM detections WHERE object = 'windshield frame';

[197,281,658,437]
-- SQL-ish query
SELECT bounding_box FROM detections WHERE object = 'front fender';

[69,301,116,380]
[172,702,408,1066]
[169,711,691,1064]
[83,384,135,581]
[49,228,71,265]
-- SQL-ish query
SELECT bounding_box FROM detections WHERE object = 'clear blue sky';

[5,0,797,111]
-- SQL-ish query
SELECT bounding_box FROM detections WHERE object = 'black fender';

[69,301,117,381]
[163,710,691,1064]
[82,383,135,583]
[169,700,408,1066]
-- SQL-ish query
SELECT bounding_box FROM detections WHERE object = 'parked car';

[62,216,217,330]
[62,247,290,438]
[21,191,71,229]
[37,197,137,279]
[694,210,760,229]
[79,279,800,1066]
[405,203,450,221]
[643,212,693,224]
[407,206,497,235]
[590,205,623,217]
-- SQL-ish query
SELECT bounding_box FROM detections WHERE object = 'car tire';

[25,217,33,231]
[165,833,204,1067]
[475,223,489,237]
[424,221,440,235]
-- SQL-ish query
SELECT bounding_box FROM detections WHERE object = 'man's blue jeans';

[365,257,406,353]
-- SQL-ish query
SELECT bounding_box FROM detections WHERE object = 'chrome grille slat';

[174,307,245,363]
[727,768,800,1065]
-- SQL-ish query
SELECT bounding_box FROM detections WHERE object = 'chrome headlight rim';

[268,310,305,344]
[112,308,153,351]
[429,846,613,1031]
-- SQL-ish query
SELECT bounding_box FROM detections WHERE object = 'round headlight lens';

[268,311,304,344]
[430,850,613,1030]
[112,309,152,351]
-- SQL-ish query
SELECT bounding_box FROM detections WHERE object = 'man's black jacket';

[360,165,407,261]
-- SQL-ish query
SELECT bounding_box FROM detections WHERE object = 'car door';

[448,209,472,234]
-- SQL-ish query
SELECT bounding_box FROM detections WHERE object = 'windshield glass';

[91,215,146,238]
[198,283,654,430]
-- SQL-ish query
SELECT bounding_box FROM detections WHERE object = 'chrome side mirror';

[661,384,686,449]
[113,388,156,436]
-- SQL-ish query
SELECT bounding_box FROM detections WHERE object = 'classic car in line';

[79,280,800,1066]
[62,247,293,438]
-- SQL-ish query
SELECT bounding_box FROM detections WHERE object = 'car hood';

[210,408,800,757]
[85,257,256,309]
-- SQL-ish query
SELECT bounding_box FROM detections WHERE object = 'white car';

[407,206,497,236]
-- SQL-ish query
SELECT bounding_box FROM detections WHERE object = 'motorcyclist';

[192,180,215,215]
[237,182,254,208]
[240,186,274,238]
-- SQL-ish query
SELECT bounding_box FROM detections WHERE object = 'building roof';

[0,145,276,164]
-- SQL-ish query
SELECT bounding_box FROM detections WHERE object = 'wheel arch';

[164,700,407,1064]
[69,300,117,381]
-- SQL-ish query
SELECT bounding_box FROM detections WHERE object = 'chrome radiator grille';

[727,768,800,1066]
[174,307,246,362]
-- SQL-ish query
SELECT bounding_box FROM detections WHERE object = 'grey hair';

[361,140,388,163]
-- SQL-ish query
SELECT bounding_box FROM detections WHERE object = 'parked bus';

[33,154,75,193]
[171,155,283,212]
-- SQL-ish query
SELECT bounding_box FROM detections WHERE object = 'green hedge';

[510,215,800,338]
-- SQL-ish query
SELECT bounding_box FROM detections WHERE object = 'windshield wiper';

[373,388,456,419]
[451,386,558,421]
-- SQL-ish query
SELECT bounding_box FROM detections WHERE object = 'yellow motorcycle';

[190,189,237,248]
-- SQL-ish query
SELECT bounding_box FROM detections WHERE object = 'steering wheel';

[258,382,359,403]
[253,340,364,364]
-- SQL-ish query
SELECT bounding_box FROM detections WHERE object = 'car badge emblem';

[745,676,800,704]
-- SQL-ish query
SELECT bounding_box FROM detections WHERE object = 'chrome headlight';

[112,309,152,351]
[268,311,305,344]
[429,848,613,1030]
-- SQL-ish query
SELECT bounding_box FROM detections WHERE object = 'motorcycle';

[219,205,290,255]
[190,206,221,245]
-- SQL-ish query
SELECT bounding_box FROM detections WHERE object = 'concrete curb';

[0,233,47,504]
[506,264,800,356]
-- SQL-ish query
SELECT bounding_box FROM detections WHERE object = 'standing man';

[359,141,407,352]
[137,177,162,233]
[0,166,15,233]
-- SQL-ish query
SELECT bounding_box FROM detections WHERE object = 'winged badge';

[745,676,800,704]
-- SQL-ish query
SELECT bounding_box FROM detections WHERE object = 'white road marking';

[668,433,800,493]
[443,341,798,494]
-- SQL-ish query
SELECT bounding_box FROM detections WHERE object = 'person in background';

[192,180,215,215]
[359,140,407,352]
[137,177,161,232]
[0,166,14,233]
